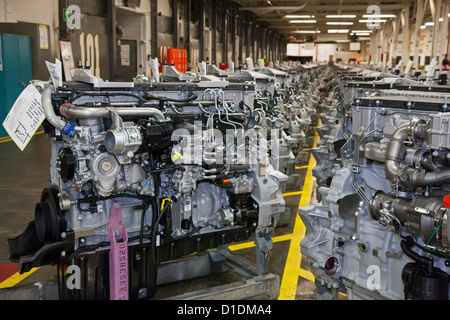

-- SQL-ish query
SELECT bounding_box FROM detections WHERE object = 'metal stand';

[158,248,280,300]
[0,247,280,300]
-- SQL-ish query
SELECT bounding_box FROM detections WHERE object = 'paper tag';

[246,57,254,71]
[45,58,63,88]
[2,85,45,151]
[257,59,265,68]
[150,58,160,82]
[198,61,207,75]
[228,61,234,74]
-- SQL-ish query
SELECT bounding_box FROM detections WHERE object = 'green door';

[0,34,33,137]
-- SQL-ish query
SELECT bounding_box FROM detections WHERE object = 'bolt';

[114,230,120,237]
[114,203,121,209]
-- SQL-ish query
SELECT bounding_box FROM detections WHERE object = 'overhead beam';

[239,4,406,13]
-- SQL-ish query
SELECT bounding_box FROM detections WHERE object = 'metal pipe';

[41,85,66,132]
[386,120,450,187]
[385,122,409,180]
[61,105,166,122]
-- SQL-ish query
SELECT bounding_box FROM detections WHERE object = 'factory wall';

[0,0,288,81]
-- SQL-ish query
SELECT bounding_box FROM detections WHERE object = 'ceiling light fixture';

[327,29,349,33]
[292,30,320,34]
[362,14,395,18]
[290,20,317,23]
[326,22,354,25]
[352,30,373,33]
[286,15,314,18]
[326,15,356,18]
[359,19,387,23]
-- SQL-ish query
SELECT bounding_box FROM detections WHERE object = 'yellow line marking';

[0,131,43,144]
[283,190,303,197]
[229,233,294,251]
[0,268,39,288]
[298,268,315,282]
[295,165,309,169]
[278,133,318,300]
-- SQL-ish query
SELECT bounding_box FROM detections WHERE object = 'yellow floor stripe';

[283,190,303,197]
[0,268,39,289]
[295,165,309,170]
[278,134,318,300]
[0,131,43,144]
[228,233,294,251]
[298,268,315,282]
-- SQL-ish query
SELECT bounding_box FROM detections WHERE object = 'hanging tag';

[246,57,254,71]
[2,84,45,151]
[45,58,63,89]
[198,61,207,75]
[150,58,159,82]
[228,61,235,74]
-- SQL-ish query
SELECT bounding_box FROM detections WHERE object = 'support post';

[211,2,217,64]
[107,0,116,81]
[172,0,179,49]
[199,0,205,62]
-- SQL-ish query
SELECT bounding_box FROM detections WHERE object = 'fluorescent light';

[425,22,434,26]
[292,30,320,34]
[352,30,373,33]
[359,19,387,23]
[286,15,313,18]
[362,14,395,18]
[328,29,349,33]
[290,20,316,23]
[439,17,444,22]
[326,22,354,25]
[355,33,370,36]
[326,15,356,18]
[420,25,426,29]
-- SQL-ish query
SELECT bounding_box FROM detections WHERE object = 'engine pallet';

[0,248,280,300]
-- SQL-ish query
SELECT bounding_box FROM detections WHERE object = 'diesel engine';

[300,64,450,300]
[7,69,288,300]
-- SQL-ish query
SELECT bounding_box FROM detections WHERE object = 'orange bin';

[167,48,187,74]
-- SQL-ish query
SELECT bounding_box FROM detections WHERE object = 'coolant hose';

[401,236,434,274]
[41,84,66,132]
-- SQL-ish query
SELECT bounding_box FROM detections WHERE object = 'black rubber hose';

[401,236,434,274]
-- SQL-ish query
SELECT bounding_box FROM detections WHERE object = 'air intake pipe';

[385,118,450,188]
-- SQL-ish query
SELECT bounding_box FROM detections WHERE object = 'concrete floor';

[0,132,325,300]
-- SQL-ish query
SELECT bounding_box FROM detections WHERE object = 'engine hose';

[401,236,434,274]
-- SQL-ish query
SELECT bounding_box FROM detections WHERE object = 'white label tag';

[45,58,63,88]
[150,58,160,82]
[198,61,207,75]
[2,85,45,151]
[228,61,234,74]
[246,57,254,71]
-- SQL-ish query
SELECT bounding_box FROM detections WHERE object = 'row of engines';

[300,63,450,300]
[7,60,327,299]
